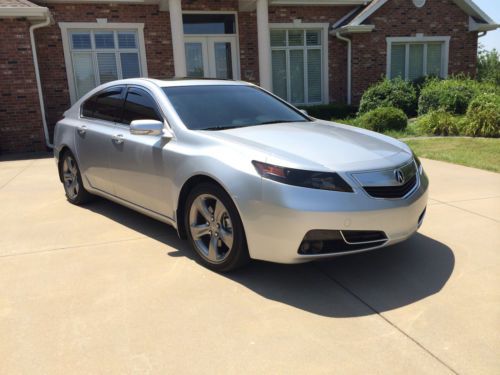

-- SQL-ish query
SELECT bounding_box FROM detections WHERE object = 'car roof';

[113,77,254,88]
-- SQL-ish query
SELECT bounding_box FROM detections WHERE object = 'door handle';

[77,125,87,135]
[111,134,124,144]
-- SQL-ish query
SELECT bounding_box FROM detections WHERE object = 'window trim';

[386,35,450,80]
[59,22,148,104]
[269,23,329,105]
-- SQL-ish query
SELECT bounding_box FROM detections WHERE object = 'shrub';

[357,107,408,132]
[299,103,357,120]
[418,78,479,115]
[359,78,417,116]
[415,109,462,136]
[462,93,500,137]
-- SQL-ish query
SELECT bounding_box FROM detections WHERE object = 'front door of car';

[107,86,173,218]
[75,86,126,194]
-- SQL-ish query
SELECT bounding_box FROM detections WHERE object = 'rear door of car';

[75,85,126,194]
[107,86,174,218]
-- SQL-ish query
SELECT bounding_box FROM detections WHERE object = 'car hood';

[204,120,412,172]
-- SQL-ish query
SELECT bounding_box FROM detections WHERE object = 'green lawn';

[404,138,500,173]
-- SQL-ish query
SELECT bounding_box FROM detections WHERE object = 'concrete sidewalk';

[0,156,499,374]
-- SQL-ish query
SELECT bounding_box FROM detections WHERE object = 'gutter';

[29,10,53,149]
[335,31,352,105]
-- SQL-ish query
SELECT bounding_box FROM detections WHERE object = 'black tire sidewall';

[184,182,249,272]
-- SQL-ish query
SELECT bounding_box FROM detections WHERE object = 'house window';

[387,37,450,81]
[270,29,324,105]
[67,29,143,99]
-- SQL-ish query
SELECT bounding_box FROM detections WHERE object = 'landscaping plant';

[357,107,408,133]
[358,78,417,116]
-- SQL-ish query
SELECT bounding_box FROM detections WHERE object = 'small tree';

[477,44,500,86]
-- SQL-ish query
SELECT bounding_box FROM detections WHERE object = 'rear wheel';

[185,183,250,272]
[60,150,93,205]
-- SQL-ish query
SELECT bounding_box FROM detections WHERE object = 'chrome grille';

[363,174,418,198]
[352,159,419,199]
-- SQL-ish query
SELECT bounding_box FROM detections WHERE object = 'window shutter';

[409,44,424,81]
[120,53,140,79]
[390,44,406,79]
[72,52,95,99]
[307,49,322,103]
[427,43,442,77]
[97,53,118,83]
[289,50,305,103]
[272,50,287,100]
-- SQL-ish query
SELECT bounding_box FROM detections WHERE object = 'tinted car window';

[162,85,308,130]
[121,87,163,125]
[83,86,125,122]
[81,95,97,118]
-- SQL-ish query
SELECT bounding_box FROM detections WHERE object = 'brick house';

[0,0,497,154]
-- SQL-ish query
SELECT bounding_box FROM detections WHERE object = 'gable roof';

[0,0,49,18]
[332,0,499,34]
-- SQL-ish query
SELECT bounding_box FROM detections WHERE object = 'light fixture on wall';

[412,0,426,8]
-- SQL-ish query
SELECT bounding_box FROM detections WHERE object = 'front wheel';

[185,183,250,272]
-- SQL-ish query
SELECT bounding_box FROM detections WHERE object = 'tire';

[60,150,93,205]
[185,182,250,272]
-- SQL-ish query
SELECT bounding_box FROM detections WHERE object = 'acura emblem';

[394,169,405,184]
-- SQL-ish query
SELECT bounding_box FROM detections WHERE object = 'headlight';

[252,161,353,192]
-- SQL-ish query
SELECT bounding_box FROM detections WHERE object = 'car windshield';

[162,85,310,130]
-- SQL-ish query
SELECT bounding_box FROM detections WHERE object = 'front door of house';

[185,36,238,79]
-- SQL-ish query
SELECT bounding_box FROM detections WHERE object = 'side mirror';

[130,119,164,136]
[300,109,308,116]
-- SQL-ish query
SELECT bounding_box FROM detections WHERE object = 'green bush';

[359,78,417,116]
[418,78,479,116]
[299,103,357,120]
[415,109,462,136]
[462,93,500,137]
[357,107,408,132]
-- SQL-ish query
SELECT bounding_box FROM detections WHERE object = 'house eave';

[469,16,499,32]
[0,6,50,20]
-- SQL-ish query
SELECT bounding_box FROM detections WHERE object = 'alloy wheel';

[62,155,80,200]
[189,194,234,264]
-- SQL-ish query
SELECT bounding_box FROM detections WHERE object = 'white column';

[256,0,272,90]
[169,0,186,77]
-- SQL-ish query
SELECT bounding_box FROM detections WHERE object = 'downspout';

[478,31,487,37]
[29,12,53,149]
[335,31,352,105]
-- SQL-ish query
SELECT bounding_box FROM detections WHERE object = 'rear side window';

[81,86,125,122]
[93,87,125,122]
[121,87,163,125]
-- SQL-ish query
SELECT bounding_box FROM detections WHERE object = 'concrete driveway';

[0,155,499,374]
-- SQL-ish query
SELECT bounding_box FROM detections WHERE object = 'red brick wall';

[351,0,478,103]
[35,3,175,138]
[269,5,356,103]
[0,18,45,154]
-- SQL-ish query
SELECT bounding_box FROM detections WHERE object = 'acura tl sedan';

[54,78,428,272]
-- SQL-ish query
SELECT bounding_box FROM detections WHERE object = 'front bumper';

[237,169,429,264]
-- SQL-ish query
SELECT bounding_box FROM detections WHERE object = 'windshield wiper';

[256,120,308,125]
[202,125,247,131]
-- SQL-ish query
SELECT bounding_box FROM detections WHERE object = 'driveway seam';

[314,264,459,375]
[431,198,499,223]
[0,160,36,190]
[0,237,146,259]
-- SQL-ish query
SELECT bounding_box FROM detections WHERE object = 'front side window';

[162,85,309,130]
[68,29,143,99]
[270,29,324,105]
[389,41,445,80]
[122,87,163,125]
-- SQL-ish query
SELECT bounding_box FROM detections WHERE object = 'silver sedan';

[54,79,428,272]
